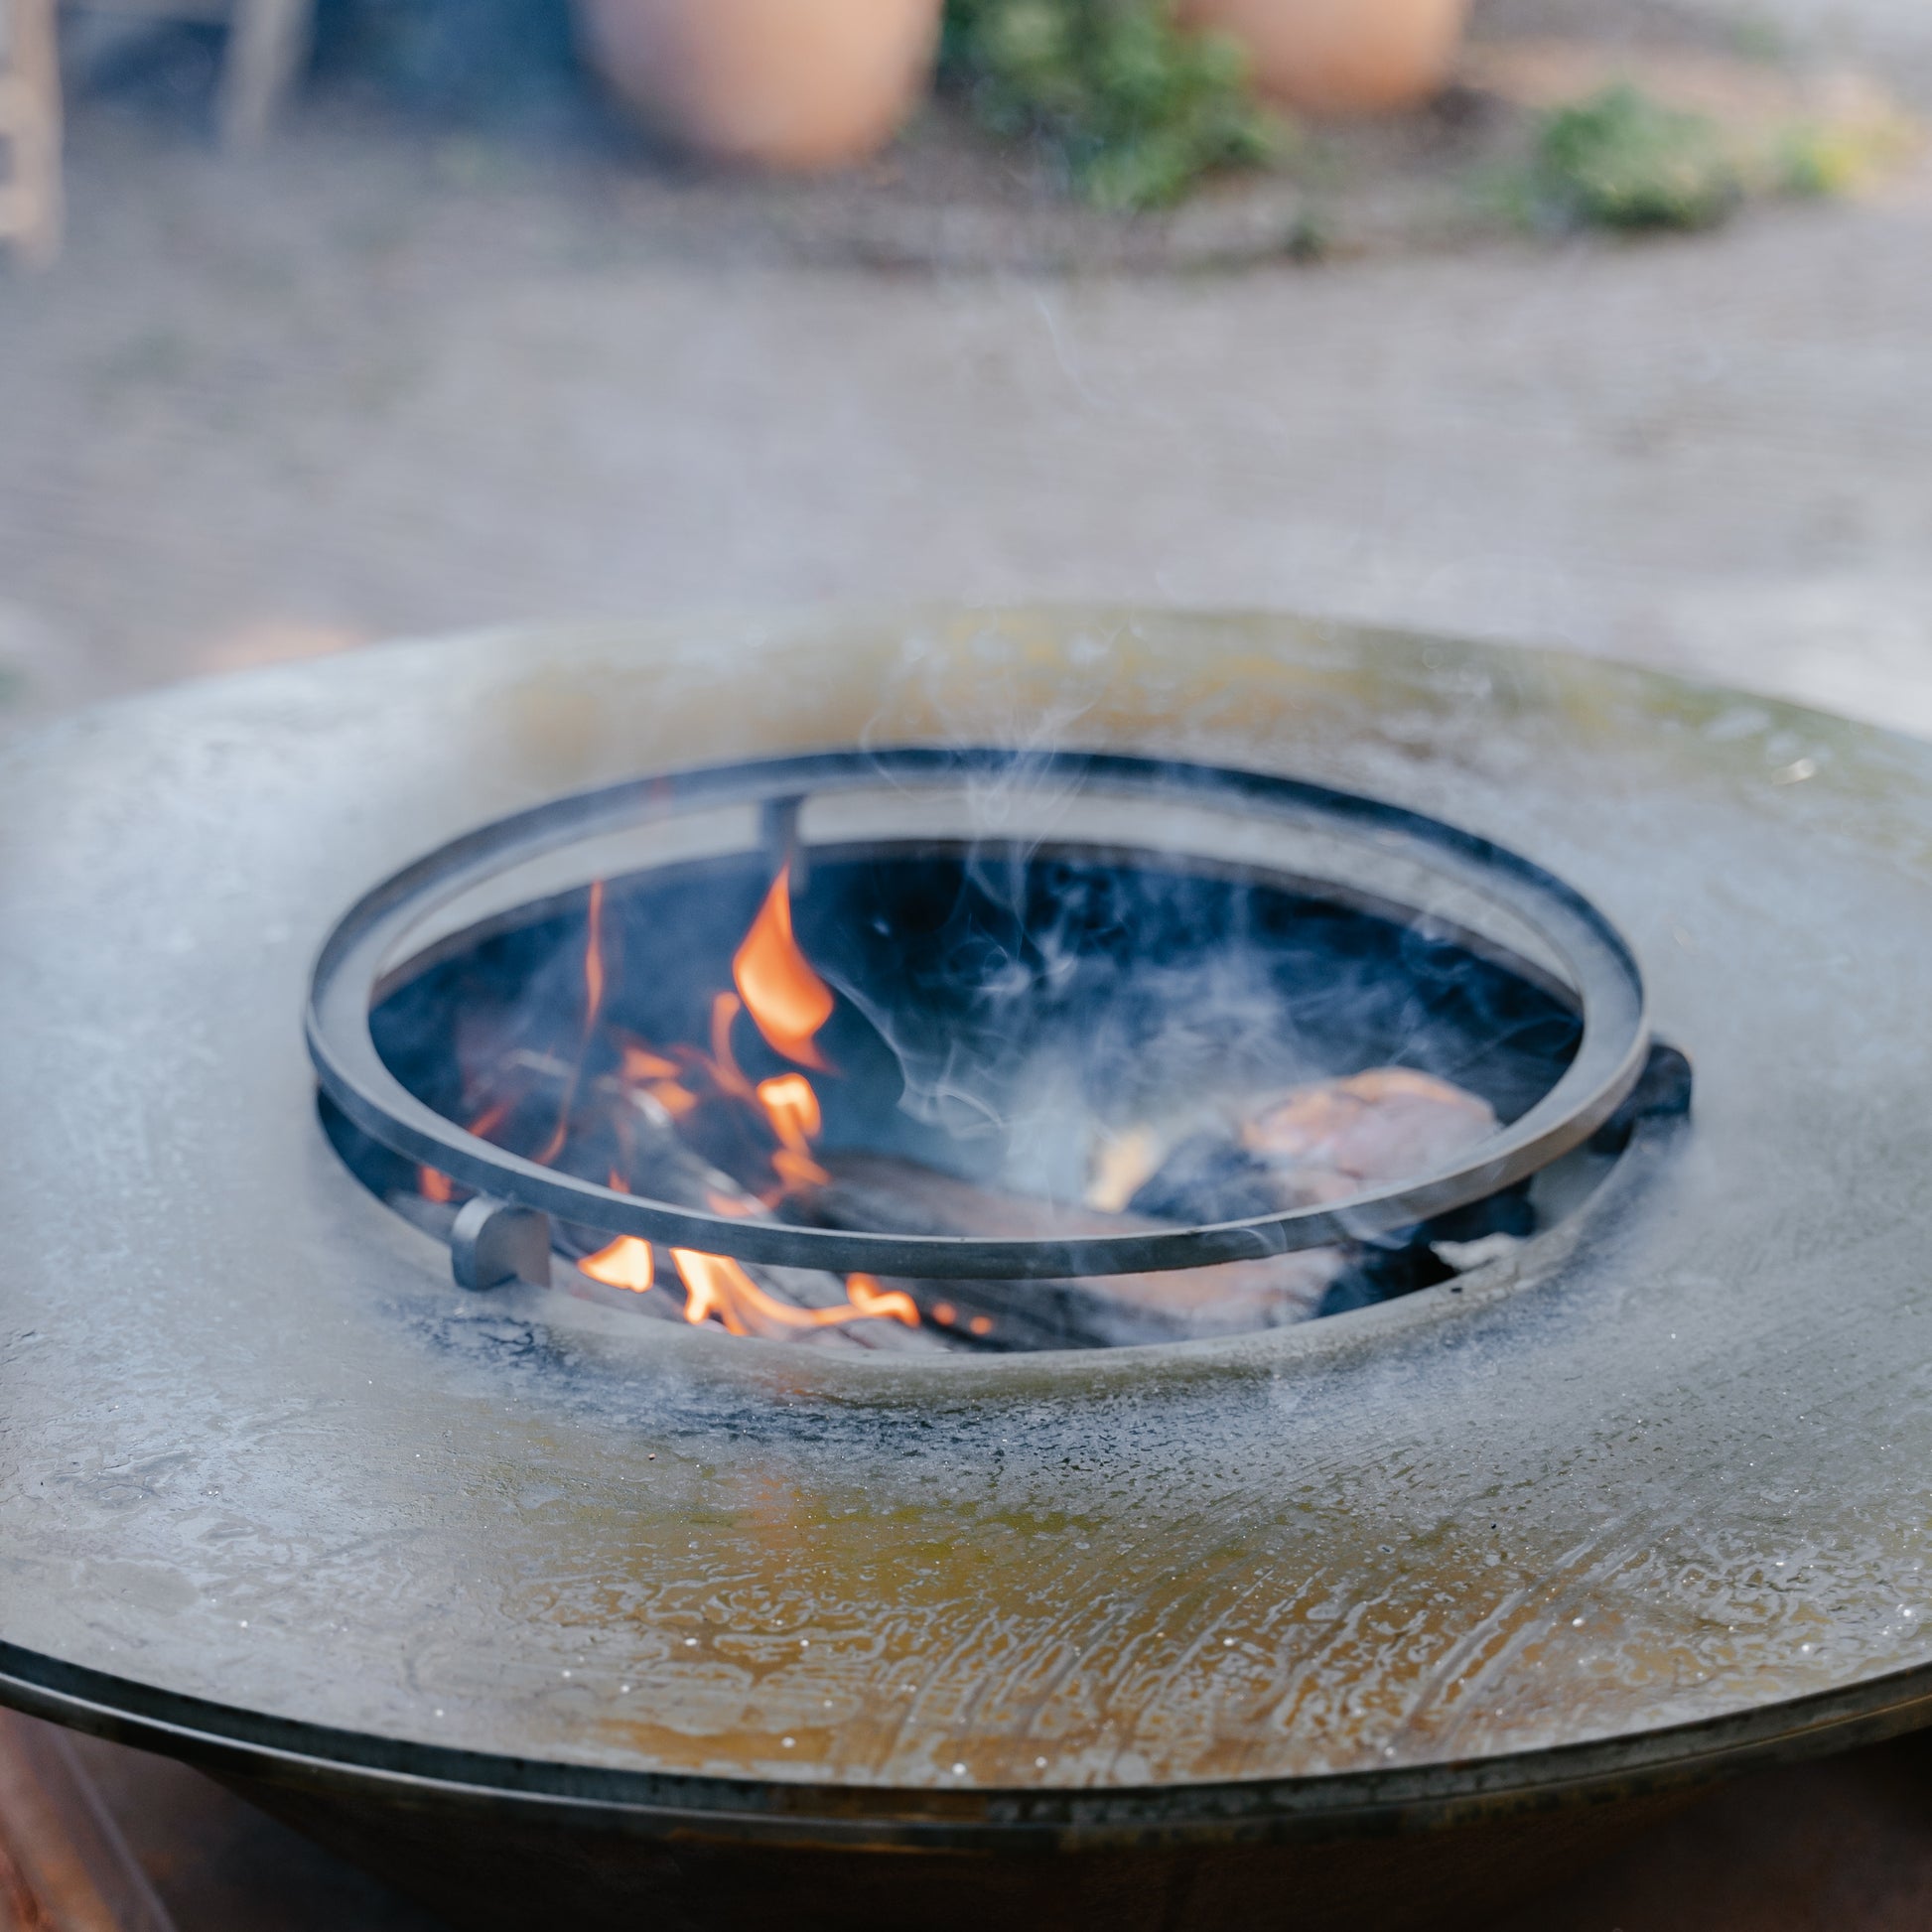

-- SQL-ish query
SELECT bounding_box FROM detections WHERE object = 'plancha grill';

[4,610,1932,1932]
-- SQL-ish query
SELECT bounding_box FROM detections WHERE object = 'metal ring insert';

[306,748,1654,1281]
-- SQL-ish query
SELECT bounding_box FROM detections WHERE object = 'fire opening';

[325,818,1660,1354]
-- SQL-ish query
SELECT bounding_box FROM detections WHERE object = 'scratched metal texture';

[2,609,1930,1834]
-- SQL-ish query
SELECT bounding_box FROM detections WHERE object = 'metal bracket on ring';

[451,1198,553,1292]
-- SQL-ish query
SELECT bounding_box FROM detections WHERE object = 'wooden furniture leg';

[0,0,62,267]
[216,0,309,149]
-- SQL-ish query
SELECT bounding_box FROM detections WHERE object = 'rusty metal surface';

[3,610,1932,1842]
[0,1711,446,1931]
[0,1710,175,1932]
[1489,1731,1932,1932]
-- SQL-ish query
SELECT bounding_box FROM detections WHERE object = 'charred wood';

[794,1151,1341,1348]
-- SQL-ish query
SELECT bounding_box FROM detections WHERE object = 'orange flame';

[758,1072,831,1188]
[671,1252,923,1336]
[419,1099,513,1203]
[618,1041,702,1117]
[707,992,758,1101]
[649,1078,701,1119]
[581,1237,655,1293]
[733,867,833,1070]
[621,1042,681,1082]
[845,1273,920,1328]
[455,868,935,1346]
[583,877,607,1018]
[757,1071,821,1145]
[773,1148,831,1188]
[580,1169,658,1292]
[534,880,610,1167]
[673,1250,785,1336]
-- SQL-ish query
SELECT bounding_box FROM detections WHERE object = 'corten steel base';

[5,610,1932,1931]
[14,1713,1932,1932]
[222,1766,1692,1932]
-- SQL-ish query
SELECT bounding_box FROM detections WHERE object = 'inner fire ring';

[308,749,1657,1320]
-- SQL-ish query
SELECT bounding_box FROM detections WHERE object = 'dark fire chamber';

[312,747,1681,1356]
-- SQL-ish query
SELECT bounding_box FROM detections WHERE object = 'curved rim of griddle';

[307,748,1653,1282]
[4,1638,1930,1848]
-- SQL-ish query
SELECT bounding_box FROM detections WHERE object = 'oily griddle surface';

[2,610,1931,1833]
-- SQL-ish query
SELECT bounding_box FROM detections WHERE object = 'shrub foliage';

[942,0,1282,209]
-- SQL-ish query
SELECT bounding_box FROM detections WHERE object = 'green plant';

[1531,83,1741,231]
[1775,113,1921,199]
[942,0,1285,209]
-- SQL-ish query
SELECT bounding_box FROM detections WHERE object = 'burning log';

[794,1150,1343,1349]
[414,837,1508,1357]
[584,1085,945,1352]
[1125,1067,1500,1219]
[794,1068,1502,1347]
[408,1073,942,1350]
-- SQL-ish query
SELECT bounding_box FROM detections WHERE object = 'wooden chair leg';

[217,0,311,149]
[2,0,62,267]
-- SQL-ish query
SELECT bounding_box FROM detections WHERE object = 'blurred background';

[0,0,1927,740]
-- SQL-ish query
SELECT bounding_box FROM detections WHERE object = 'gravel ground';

[1,0,1930,737]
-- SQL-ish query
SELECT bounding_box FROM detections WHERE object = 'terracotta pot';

[576,0,942,171]
[1178,0,1470,116]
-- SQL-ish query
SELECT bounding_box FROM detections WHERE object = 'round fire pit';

[3,610,1930,1932]
[308,745,1656,1326]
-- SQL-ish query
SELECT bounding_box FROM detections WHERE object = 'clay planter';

[576,0,942,171]
[1178,0,1470,115]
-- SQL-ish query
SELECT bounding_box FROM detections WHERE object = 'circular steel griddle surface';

[4,609,1932,1842]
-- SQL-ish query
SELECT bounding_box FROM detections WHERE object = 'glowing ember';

[732,866,834,1070]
